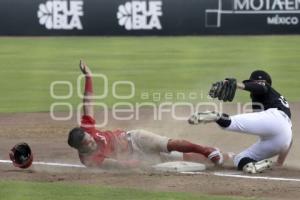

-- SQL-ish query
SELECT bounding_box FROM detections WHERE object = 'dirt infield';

[1,103,300,200]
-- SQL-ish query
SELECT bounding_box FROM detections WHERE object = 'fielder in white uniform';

[188,70,293,173]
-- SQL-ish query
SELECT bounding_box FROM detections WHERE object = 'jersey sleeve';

[243,82,269,95]
[81,115,96,128]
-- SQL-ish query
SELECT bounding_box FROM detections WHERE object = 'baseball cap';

[243,70,272,86]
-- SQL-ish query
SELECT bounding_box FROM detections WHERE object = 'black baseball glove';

[9,142,33,169]
[209,81,223,99]
[209,78,237,102]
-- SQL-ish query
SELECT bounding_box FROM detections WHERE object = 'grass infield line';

[1,159,300,183]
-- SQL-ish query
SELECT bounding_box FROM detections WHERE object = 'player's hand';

[208,78,237,102]
[79,60,92,76]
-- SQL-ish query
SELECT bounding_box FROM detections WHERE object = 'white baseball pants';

[225,108,292,166]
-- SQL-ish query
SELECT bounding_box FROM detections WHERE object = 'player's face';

[78,133,98,153]
[253,80,266,84]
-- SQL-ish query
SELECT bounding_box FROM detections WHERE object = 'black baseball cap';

[243,70,272,86]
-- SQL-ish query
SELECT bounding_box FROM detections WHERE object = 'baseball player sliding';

[188,71,293,173]
[67,60,224,169]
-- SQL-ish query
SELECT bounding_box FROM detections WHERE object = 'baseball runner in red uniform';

[67,60,224,169]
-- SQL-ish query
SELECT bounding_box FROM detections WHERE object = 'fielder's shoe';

[188,111,220,125]
[208,148,224,165]
[243,159,273,174]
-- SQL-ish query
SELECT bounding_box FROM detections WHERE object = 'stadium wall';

[1,0,300,35]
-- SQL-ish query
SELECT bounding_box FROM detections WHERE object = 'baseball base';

[152,161,206,172]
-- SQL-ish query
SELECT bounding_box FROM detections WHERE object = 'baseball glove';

[209,78,237,102]
[209,81,224,99]
[9,142,33,169]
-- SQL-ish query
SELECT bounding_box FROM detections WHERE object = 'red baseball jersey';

[79,115,129,167]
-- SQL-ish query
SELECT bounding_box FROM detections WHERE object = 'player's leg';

[128,129,213,156]
[127,129,170,154]
[159,151,185,162]
[234,128,292,173]
[161,151,235,166]
[188,111,267,135]
[233,140,276,173]
[159,151,208,163]
[183,152,234,165]
[219,110,279,137]
[166,139,224,165]
[188,109,292,170]
[182,152,207,162]
[234,140,277,168]
[189,109,290,138]
[222,109,291,170]
[127,129,224,165]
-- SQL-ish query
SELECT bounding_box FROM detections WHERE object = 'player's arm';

[79,60,94,117]
[236,81,268,95]
[209,79,268,102]
[276,140,293,166]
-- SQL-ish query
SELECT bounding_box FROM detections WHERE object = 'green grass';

[0,36,300,113]
[0,181,256,200]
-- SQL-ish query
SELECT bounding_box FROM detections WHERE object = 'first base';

[152,161,206,172]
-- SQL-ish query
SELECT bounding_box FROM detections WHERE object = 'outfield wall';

[1,0,300,35]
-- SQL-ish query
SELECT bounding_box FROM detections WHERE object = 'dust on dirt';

[1,103,300,200]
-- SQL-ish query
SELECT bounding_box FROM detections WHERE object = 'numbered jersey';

[244,82,291,119]
[79,115,128,167]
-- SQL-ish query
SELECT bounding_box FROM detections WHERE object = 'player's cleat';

[188,111,220,125]
[208,148,224,165]
[243,159,273,174]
